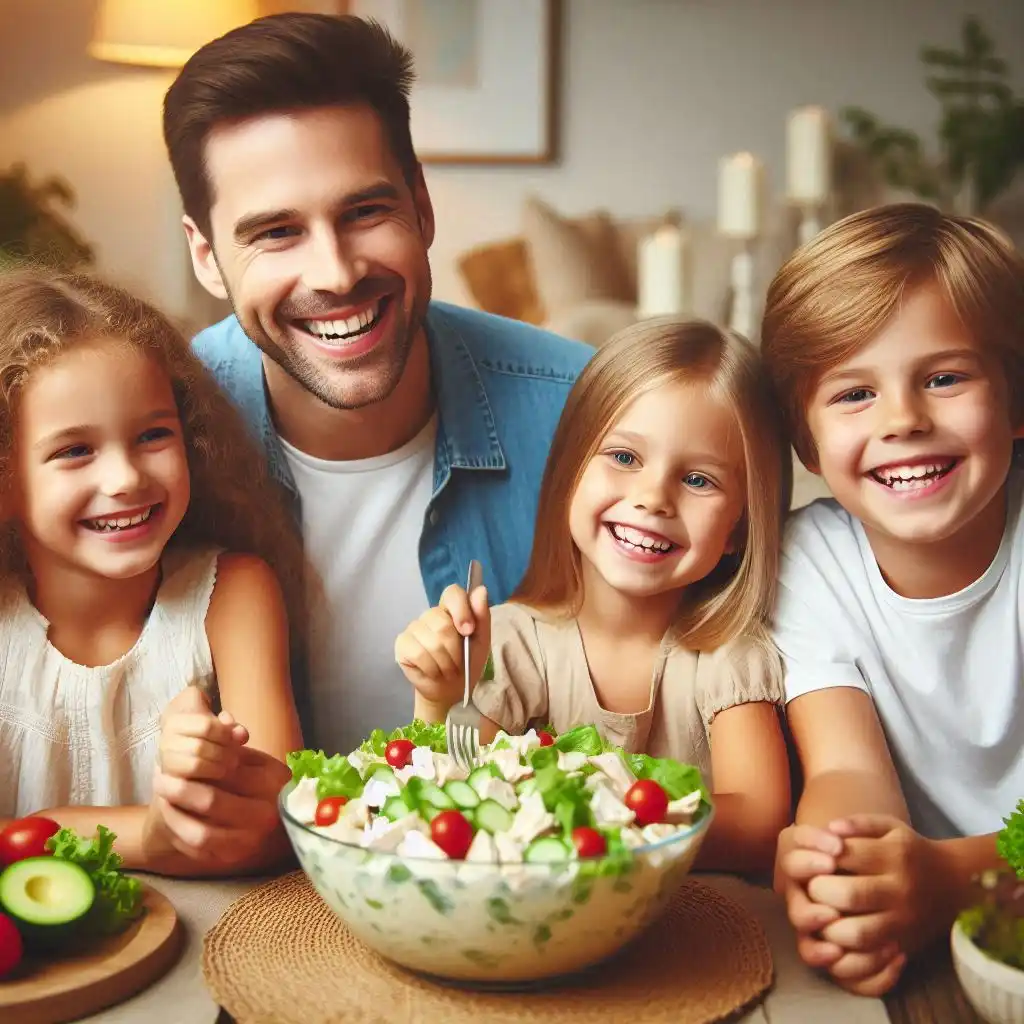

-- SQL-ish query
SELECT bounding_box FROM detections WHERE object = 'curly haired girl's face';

[12,340,191,581]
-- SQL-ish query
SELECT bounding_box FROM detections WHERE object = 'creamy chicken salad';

[284,722,711,867]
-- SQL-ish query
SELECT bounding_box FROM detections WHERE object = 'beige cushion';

[521,196,634,315]
[543,298,640,348]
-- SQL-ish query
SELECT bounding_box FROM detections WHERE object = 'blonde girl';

[0,267,305,875]
[396,318,794,875]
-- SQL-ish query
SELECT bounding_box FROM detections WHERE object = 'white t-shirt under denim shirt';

[280,418,435,754]
[773,470,1024,839]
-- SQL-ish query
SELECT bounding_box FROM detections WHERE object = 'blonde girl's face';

[12,339,191,582]
[568,378,747,603]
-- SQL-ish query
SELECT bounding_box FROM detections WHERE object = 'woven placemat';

[204,871,773,1024]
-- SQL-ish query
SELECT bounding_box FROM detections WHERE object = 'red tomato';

[314,796,349,827]
[571,826,607,858]
[430,810,474,859]
[624,780,669,826]
[0,816,61,868]
[0,912,22,979]
[538,731,555,747]
[385,739,415,769]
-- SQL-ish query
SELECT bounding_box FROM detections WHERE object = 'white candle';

[637,224,690,319]
[786,106,831,203]
[717,152,763,240]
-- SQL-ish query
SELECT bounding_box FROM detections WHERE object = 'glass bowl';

[279,779,714,984]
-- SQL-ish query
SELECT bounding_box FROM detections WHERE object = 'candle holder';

[796,201,824,246]
[728,239,756,342]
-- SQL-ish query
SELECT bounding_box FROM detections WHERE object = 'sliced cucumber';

[419,782,455,810]
[467,765,500,795]
[380,795,410,822]
[444,780,480,809]
[369,764,396,784]
[475,800,514,834]
[421,804,442,822]
[524,836,571,863]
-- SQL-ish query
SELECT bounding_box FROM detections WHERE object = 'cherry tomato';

[538,731,555,747]
[0,912,22,979]
[314,796,349,827]
[385,739,415,768]
[624,780,669,826]
[572,826,607,858]
[0,816,61,868]
[430,810,474,860]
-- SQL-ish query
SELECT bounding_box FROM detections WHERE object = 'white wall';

[2,0,1022,324]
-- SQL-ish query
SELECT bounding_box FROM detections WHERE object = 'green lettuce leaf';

[625,752,710,809]
[46,826,144,935]
[359,720,447,757]
[997,799,1024,878]
[552,725,610,756]
[287,749,365,800]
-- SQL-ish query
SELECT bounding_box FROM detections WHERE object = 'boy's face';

[805,282,1021,558]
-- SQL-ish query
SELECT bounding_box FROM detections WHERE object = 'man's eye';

[350,204,390,221]
[257,226,296,241]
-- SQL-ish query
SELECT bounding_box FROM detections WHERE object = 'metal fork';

[445,559,484,771]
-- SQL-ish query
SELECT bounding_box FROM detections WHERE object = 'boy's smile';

[806,282,1021,589]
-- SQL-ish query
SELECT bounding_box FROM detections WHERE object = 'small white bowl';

[951,919,1024,1024]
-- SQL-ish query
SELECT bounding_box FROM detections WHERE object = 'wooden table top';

[884,937,985,1024]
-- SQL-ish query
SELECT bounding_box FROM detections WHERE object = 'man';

[161,12,592,756]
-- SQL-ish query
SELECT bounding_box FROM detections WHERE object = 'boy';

[762,203,1024,996]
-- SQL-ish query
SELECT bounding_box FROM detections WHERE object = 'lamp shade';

[89,0,260,68]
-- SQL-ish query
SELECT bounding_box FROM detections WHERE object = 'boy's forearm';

[933,833,1002,913]
[795,769,910,827]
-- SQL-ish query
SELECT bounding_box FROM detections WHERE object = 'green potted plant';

[840,16,1024,217]
[0,163,93,272]
[951,801,1024,1023]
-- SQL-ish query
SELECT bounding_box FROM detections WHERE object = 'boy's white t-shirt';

[280,418,435,754]
[773,470,1024,840]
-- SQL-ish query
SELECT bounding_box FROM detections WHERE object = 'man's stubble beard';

[221,274,431,413]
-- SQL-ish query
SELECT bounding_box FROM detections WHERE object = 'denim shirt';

[192,302,594,606]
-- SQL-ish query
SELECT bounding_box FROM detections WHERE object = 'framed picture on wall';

[344,0,561,165]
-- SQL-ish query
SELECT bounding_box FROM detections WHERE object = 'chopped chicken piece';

[397,829,449,859]
[433,753,469,785]
[509,791,556,845]
[557,751,587,773]
[346,749,380,778]
[640,822,678,844]
[361,813,425,852]
[317,819,364,846]
[475,775,518,811]
[494,832,524,864]
[362,775,401,808]
[587,752,636,796]
[286,776,319,823]
[486,747,533,783]
[590,784,636,828]
[665,790,703,823]
[465,829,497,863]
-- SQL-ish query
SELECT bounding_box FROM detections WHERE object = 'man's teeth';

[872,461,955,489]
[303,302,380,341]
[610,524,674,552]
[86,508,153,531]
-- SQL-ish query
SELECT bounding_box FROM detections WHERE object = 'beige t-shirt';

[472,602,783,784]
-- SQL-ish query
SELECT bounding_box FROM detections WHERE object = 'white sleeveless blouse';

[0,547,221,818]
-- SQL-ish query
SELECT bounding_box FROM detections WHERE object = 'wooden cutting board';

[0,882,182,1024]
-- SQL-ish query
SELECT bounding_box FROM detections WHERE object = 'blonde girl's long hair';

[513,318,793,650]
[0,266,309,642]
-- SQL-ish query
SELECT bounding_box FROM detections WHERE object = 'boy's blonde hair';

[513,318,792,651]
[762,202,1024,467]
[0,266,309,641]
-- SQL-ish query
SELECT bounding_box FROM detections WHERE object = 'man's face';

[185,104,435,411]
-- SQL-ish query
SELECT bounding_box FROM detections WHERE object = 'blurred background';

[1,0,1022,347]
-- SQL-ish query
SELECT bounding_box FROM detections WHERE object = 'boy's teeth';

[873,461,954,488]
[611,524,673,552]
[88,508,152,531]
[304,302,379,340]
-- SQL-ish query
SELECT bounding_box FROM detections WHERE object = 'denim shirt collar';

[251,304,506,497]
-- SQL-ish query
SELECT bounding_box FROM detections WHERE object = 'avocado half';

[0,857,96,949]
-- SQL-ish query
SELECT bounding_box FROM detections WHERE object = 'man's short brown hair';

[162,13,416,239]
[761,203,1024,466]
